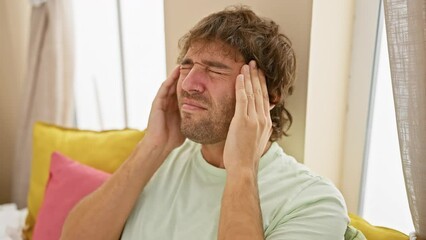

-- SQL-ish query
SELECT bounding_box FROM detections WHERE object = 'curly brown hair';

[177,5,296,140]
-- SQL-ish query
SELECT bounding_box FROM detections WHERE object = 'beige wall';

[304,0,355,188]
[164,0,313,163]
[0,0,31,203]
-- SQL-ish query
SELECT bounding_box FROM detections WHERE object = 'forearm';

[61,139,170,240]
[218,168,264,240]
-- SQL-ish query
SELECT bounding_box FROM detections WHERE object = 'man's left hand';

[223,60,273,173]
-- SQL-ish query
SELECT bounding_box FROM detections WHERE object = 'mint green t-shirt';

[121,140,349,239]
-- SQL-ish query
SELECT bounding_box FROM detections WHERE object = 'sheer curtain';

[11,0,75,208]
[383,0,425,239]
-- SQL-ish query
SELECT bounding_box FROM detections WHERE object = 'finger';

[157,66,180,98]
[258,68,271,117]
[249,60,265,115]
[242,64,255,116]
[151,66,180,110]
[234,74,247,116]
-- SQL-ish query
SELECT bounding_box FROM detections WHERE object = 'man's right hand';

[61,66,185,240]
[143,65,185,156]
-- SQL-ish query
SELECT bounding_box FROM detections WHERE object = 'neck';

[201,141,226,168]
[200,141,273,169]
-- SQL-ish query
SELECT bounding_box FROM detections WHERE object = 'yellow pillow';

[349,213,409,240]
[24,122,145,240]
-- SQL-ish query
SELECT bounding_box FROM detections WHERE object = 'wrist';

[133,138,171,167]
[225,166,258,183]
[225,157,259,175]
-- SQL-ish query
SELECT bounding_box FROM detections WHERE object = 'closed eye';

[208,68,228,76]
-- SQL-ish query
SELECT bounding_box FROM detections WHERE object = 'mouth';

[180,99,207,112]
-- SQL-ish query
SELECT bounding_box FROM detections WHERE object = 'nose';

[181,65,207,93]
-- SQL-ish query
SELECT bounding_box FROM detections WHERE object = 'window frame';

[340,0,382,213]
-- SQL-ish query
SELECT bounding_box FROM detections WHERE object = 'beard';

[178,91,235,144]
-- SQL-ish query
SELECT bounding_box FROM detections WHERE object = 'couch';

[23,122,409,240]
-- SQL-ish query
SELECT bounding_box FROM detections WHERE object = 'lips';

[180,99,207,112]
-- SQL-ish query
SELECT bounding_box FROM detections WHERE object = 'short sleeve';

[265,178,349,240]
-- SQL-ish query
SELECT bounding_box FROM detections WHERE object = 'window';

[73,0,166,131]
[360,4,414,233]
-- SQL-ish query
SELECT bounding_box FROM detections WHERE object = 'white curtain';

[11,0,75,208]
[383,0,426,239]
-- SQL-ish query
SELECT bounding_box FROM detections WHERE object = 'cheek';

[214,87,236,109]
[217,94,236,118]
[227,81,237,100]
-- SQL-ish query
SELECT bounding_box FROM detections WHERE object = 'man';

[62,6,349,240]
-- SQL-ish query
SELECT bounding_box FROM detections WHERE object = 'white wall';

[0,0,31,203]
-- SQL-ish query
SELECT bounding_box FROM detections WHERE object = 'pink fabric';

[32,152,110,240]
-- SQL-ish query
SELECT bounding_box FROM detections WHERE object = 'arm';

[218,61,272,240]
[61,66,185,240]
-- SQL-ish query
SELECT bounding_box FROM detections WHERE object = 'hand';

[143,66,185,155]
[223,60,272,172]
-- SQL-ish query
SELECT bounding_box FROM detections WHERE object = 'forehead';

[184,40,244,64]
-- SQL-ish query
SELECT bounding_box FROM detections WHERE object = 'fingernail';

[243,65,249,72]
[250,60,256,68]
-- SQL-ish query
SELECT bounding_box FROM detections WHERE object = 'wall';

[304,0,355,188]
[164,0,313,163]
[0,0,31,203]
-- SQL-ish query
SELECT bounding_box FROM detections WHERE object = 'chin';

[182,129,227,145]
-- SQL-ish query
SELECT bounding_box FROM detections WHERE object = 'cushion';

[24,122,145,239]
[32,152,110,240]
[349,213,409,240]
[344,225,366,240]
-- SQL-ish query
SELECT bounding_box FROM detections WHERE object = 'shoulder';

[258,142,325,194]
[259,142,344,200]
[258,143,349,239]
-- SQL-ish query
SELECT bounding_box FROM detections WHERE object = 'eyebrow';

[180,58,232,70]
[201,60,232,70]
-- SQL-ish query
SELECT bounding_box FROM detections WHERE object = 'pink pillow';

[33,152,110,240]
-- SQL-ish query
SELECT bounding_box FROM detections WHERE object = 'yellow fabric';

[349,213,409,240]
[24,122,145,240]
